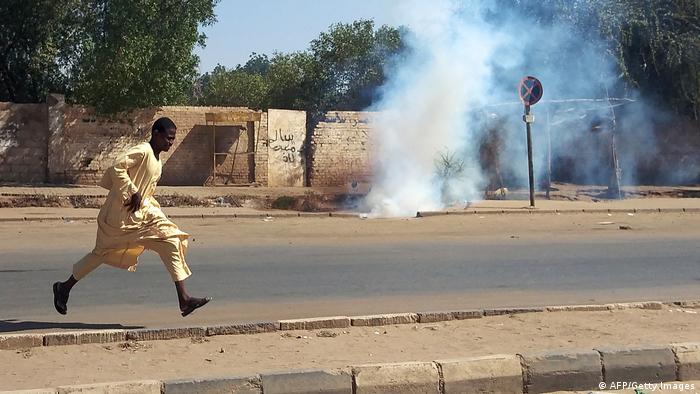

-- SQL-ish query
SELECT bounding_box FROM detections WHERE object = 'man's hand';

[124,191,143,213]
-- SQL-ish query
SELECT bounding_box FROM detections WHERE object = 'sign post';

[518,76,543,208]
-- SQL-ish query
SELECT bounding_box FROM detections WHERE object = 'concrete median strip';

[483,307,546,316]
[350,313,418,326]
[205,321,277,336]
[0,333,43,350]
[279,316,350,330]
[125,327,206,341]
[1,300,697,351]
[4,343,700,393]
[417,309,483,323]
[43,330,127,346]
[2,205,698,223]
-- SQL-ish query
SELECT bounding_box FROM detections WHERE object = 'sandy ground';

[1,182,699,199]
[2,182,700,212]
[1,196,700,221]
[1,308,699,390]
[3,208,700,251]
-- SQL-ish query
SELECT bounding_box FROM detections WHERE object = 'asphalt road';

[1,214,699,332]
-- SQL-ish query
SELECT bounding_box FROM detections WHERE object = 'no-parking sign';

[519,76,543,106]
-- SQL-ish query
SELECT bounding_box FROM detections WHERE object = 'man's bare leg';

[53,275,77,315]
[175,280,211,317]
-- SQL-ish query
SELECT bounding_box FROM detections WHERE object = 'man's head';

[151,117,177,152]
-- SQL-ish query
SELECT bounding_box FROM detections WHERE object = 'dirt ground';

[2,182,700,210]
[3,208,700,251]
[1,308,699,390]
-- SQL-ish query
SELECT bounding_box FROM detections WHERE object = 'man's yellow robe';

[72,142,191,282]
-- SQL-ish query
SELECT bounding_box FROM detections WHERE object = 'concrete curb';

[353,361,440,393]
[672,342,700,381]
[416,207,700,218]
[279,316,350,330]
[596,345,677,385]
[261,369,352,394]
[5,342,699,394]
[1,206,698,223]
[437,354,522,393]
[0,300,687,351]
[519,349,603,393]
[163,375,262,394]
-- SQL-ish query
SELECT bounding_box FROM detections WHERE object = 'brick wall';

[255,112,269,186]
[4,98,699,188]
[155,106,261,186]
[0,102,49,183]
[46,96,266,186]
[308,111,375,187]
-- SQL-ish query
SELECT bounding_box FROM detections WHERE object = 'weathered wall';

[46,95,264,186]
[8,96,698,189]
[266,109,307,187]
[255,112,269,186]
[0,102,49,183]
[308,111,374,187]
[158,107,260,186]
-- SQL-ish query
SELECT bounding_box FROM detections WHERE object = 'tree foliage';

[194,20,405,116]
[2,1,698,119]
[0,0,217,113]
[496,0,700,118]
[0,0,86,102]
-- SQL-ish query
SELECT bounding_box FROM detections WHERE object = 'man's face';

[154,128,177,152]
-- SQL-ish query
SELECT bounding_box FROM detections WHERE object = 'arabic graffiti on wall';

[267,129,298,163]
[266,109,306,187]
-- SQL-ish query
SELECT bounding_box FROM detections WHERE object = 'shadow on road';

[0,319,144,333]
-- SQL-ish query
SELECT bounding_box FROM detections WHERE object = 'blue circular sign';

[519,76,543,106]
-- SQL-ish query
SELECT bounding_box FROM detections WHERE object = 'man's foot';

[52,282,69,315]
[180,297,212,317]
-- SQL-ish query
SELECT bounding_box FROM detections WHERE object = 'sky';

[194,0,406,72]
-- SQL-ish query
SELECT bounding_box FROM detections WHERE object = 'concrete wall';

[308,111,375,187]
[0,102,49,183]
[45,95,264,186]
[7,96,697,189]
[266,109,307,187]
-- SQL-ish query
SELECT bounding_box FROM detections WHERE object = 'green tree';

[1,0,218,113]
[195,65,270,109]
[73,0,218,113]
[611,0,700,119]
[310,20,405,112]
[266,51,320,111]
[0,0,86,102]
[496,0,700,119]
[193,19,405,115]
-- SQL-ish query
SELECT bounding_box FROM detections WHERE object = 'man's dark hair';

[152,117,177,134]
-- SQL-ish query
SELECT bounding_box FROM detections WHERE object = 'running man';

[52,117,211,317]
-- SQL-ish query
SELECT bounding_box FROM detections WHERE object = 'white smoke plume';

[363,0,663,217]
[364,1,504,217]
